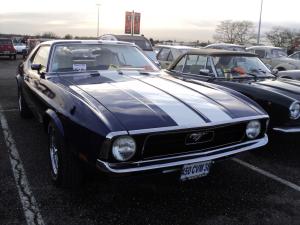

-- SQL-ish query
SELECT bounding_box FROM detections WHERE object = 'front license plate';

[4,51,9,54]
[180,161,212,181]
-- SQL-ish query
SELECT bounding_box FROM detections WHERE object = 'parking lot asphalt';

[0,56,299,225]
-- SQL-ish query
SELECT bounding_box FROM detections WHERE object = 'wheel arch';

[276,66,286,71]
[44,109,64,137]
[280,76,292,79]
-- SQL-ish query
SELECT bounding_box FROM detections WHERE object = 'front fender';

[16,74,22,89]
[45,109,64,137]
[275,62,299,70]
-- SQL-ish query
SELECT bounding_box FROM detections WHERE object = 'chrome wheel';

[49,129,59,176]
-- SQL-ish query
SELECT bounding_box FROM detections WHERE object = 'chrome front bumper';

[273,127,300,133]
[96,135,268,174]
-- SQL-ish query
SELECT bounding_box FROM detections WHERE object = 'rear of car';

[157,46,197,69]
[0,38,16,60]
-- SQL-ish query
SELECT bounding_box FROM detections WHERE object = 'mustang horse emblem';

[186,131,213,145]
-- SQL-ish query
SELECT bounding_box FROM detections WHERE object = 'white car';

[13,43,27,54]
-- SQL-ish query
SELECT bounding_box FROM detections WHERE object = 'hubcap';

[49,129,59,176]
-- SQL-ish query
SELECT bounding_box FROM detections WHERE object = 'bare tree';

[213,20,255,44]
[265,27,299,48]
[41,32,59,39]
[64,34,73,39]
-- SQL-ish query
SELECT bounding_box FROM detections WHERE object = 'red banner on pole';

[125,11,132,34]
[134,12,141,34]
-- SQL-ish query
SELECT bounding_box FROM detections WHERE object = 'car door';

[22,45,51,121]
[157,47,171,69]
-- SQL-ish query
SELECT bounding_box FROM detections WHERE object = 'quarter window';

[32,46,50,69]
[157,48,170,61]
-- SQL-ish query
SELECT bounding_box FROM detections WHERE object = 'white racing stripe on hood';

[112,79,206,126]
[142,77,232,122]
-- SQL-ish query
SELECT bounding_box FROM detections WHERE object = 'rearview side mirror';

[31,64,45,78]
[199,69,210,76]
[31,64,42,71]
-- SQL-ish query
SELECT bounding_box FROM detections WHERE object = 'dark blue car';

[16,40,268,188]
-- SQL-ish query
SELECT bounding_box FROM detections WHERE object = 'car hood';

[61,71,265,131]
[272,57,300,65]
[252,79,300,100]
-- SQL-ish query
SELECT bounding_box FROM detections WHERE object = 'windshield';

[50,44,159,73]
[212,55,273,78]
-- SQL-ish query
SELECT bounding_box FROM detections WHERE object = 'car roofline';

[184,49,257,56]
[40,39,136,47]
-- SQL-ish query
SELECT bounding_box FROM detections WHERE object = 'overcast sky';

[0,0,299,41]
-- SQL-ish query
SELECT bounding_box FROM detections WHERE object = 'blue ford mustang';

[16,40,268,188]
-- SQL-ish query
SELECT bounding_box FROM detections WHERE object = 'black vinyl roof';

[186,49,256,57]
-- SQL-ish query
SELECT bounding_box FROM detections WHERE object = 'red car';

[0,38,17,60]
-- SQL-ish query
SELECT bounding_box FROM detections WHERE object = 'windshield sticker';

[73,64,87,71]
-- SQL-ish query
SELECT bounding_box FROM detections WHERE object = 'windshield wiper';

[90,71,100,77]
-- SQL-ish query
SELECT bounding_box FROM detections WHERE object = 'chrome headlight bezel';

[246,120,261,139]
[112,136,136,162]
[289,102,300,120]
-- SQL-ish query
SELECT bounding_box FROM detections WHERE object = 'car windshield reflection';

[50,44,159,74]
[212,55,274,78]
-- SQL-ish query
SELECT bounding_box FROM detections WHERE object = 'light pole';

[96,3,101,37]
[257,0,264,44]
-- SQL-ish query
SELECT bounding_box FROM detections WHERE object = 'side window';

[183,55,208,74]
[32,46,50,70]
[254,49,266,58]
[173,55,186,72]
[157,48,170,61]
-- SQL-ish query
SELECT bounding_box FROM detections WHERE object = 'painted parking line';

[232,158,300,192]
[0,106,45,225]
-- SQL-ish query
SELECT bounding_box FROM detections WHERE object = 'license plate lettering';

[180,161,211,181]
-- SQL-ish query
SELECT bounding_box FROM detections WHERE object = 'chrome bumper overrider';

[96,135,268,174]
[273,127,300,133]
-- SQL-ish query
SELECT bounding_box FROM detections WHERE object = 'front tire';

[48,122,84,188]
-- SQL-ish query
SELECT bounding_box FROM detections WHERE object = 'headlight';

[246,120,261,139]
[112,136,136,161]
[289,102,300,120]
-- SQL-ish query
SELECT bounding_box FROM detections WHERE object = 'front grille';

[142,123,246,159]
